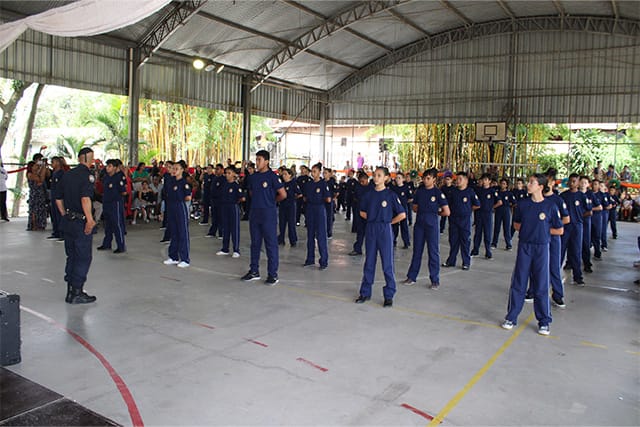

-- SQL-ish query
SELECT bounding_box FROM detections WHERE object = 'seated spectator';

[621,193,633,221]
[132,181,156,224]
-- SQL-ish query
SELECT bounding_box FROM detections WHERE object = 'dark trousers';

[407,219,440,284]
[296,198,305,224]
[249,208,279,277]
[492,208,512,248]
[352,208,365,253]
[609,209,617,238]
[168,202,190,263]
[63,218,93,289]
[561,223,583,282]
[201,198,211,223]
[473,211,493,257]
[0,191,8,220]
[102,201,126,251]
[208,202,222,237]
[278,203,297,245]
[446,217,471,267]
[221,204,240,253]
[50,200,63,238]
[305,204,328,267]
[392,217,410,247]
[359,222,396,300]
[325,201,335,237]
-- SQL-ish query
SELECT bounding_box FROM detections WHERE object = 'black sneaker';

[552,296,566,308]
[241,271,261,281]
[584,266,593,273]
[265,275,279,286]
[319,265,328,271]
[574,279,586,287]
[303,262,315,267]
[461,265,470,270]
[96,246,110,251]
[383,299,393,307]
[470,252,479,257]
[485,254,493,260]
[348,250,362,256]
[355,295,370,304]
[441,263,453,267]
[524,295,534,303]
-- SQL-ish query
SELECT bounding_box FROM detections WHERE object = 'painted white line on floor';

[41,278,55,284]
[14,270,28,275]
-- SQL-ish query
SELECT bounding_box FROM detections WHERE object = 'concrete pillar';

[241,76,252,162]
[128,48,141,166]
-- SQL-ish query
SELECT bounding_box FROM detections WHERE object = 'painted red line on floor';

[20,306,144,427]
[400,403,437,422]
[296,357,328,372]
[245,338,268,347]
[194,322,216,330]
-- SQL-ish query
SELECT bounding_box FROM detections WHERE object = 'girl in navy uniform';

[163,162,192,268]
[590,179,605,260]
[207,164,225,238]
[405,172,416,226]
[348,172,371,256]
[217,166,245,257]
[296,166,312,226]
[278,168,301,247]
[579,176,596,272]
[403,168,450,289]
[48,157,66,240]
[502,174,563,335]
[471,173,502,259]
[97,159,127,253]
[443,172,480,270]
[303,163,332,269]
[242,150,286,285]
[323,168,338,239]
[391,173,412,248]
[608,186,620,239]
[492,178,516,250]
[355,167,406,307]
[439,172,455,233]
[199,165,213,225]
[599,184,611,251]
[560,174,589,285]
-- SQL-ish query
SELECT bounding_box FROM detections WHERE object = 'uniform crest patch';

[108,183,113,188]
[401,192,405,196]
[185,184,189,189]
[382,200,388,207]
[316,188,320,193]
[262,181,268,188]
[441,193,446,199]
[463,197,468,202]
[89,175,95,183]
[120,181,124,186]
[539,212,546,220]
[431,196,436,202]
[229,188,233,193]
[486,194,491,199]
[575,200,580,206]
[173,186,177,191]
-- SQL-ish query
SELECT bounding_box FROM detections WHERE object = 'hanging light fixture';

[192,58,206,70]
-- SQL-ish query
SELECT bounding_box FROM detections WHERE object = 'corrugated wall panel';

[0,29,127,95]
[332,31,640,124]
[251,84,322,123]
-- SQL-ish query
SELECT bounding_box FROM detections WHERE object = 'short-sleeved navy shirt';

[546,193,569,219]
[281,180,301,206]
[496,190,516,212]
[414,186,448,225]
[559,190,589,225]
[220,181,244,205]
[50,169,64,200]
[56,164,94,214]
[167,177,191,204]
[391,183,412,207]
[246,170,284,209]
[304,179,332,206]
[513,198,563,245]
[210,175,225,201]
[360,188,405,224]
[202,173,213,196]
[448,187,480,218]
[513,188,529,202]
[591,190,604,217]
[102,173,127,203]
[475,186,499,212]
[440,183,455,201]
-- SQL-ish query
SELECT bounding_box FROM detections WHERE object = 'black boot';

[65,283,74,303]
[69,287,96,304]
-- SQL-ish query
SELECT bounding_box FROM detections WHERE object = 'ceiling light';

[192,58,205,70]
[216,64,225,74]
[204,63,215,72]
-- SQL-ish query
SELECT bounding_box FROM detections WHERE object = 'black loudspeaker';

[0,291,21,366]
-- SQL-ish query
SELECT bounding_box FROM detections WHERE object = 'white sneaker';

[216,251,229,256]
[232,252,240,258]
[177,261,190,268]
[163,258,179,265]
[538,325,550,335]
[217,236,223,240]
[501,320,514,330]
[131,220,136,225]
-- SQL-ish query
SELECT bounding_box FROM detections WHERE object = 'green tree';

[90,96,129,161]
[568,129,605,175]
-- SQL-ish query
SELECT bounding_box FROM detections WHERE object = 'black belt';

[65,210,86,221]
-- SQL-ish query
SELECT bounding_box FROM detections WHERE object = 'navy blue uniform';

[278,180,300,245]
[325,177,338,238]
[591,191,604,258]
[492,189,516,249]
[445,187,480,268]
[581,191,595,268]
[345,176,357,221]
[220,181,243,254]
[391,183,412,247]
[50,168,65,238]
[406,180,416,225]
[600,190,610,249]
[351,181,371,254]
[56,164,94,290]
[303,180,331,267]
[439,183,455,233]
[608,192,620,238]
[296,174,312,225]
[247,170,284,278]
[472,186,500,257]
[201,173,213,223]
[407,187,448,285]
[101,173,127,251]
[506,198,562,328]
[358,188,405,300]
[208,175,224,237]
[560,190,589,282]
[167,177,191,263]
[547,193,569,299]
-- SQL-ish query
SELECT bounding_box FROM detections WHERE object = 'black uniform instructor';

[55,147,97,304]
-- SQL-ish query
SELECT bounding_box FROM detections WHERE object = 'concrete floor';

[1,215,639,426]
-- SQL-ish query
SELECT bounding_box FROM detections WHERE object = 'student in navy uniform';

[579,176,596,271]
[241,150,286,285]
[403,168,450,289]
[442,172,480,270]
[608,186,620,239]
[501,174,563,336]
[97,159,127,253]
[345,169,357,221]
[241,162,255,221]
[55,147,97,304]
[160,162,174,243]
[590,179,605,261]
[355,167,406,307]
[324,168,338,239]
[492,178,516,250]
[390,173,412,248]
[278,168,301,247]
[337,175,347,212]
[207,164,225,238]
[303,163,332,269]
[405,172,416,226]
[163,162,191,268]
[216,166,245,258]
[47,156,66,240]
[511,177,528,235]
[296,165,312,226]
[199,164,213,225]
[348,172,371,256]
[471,173,502,259]
[560,174,589,286]
[599,183,611,251]
[439,171,455,233]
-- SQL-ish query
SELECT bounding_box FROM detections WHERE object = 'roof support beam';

[439,0,472,26]
[386,8,432,36]
[329,15,640,99]
[281,0,392,52]
[139,0,208,65]
[552,0,566,16]
[610,0,619,19]
[196,10,357,71]
[252,0,404,91]
[496,0,516,20]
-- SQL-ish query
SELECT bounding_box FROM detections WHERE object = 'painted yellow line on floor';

[428,313,534,426]
[580,341,607,349]
[625,350,640,356]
